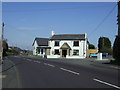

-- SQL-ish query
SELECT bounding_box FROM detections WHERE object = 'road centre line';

[37,61,41,63]
[43,63,55,67]
[34,61,41,63]
[27,59,32,61]
[93,78,120,89]
[44,63,48,65]
[47,64,55,67]
[27,59,41,63]
[60,68,79,75]
[34,61,37,63]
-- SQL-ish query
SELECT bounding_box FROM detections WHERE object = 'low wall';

[47,55,85,59]
[66,55,85,59]
[47,55,60,58]
[86,49,98,58]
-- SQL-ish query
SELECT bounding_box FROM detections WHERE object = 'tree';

[112,1,120,63]
[2,40,8,56]
[113,36,120,61]
[98,37,112,54]
[88,44,96,49]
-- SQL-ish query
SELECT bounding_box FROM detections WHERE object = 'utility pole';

[118,0,120,36]
[0,22,4,60]
[113,0,120,60]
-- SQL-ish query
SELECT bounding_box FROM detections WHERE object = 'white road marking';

[93,78,120,89]
[43,63,55,67]
[35,61,41,63]
[60,68,79,75]
[34,61,37,63]
[0,75,7,79]
[37,61,41,63]
[44,63,48,65]
[27,59,32,61]
[47,64,55,67]
[27,59,41,63]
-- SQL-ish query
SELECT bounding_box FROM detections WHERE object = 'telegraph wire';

[88,3,117,38]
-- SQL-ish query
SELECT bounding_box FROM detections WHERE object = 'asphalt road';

[2,56,120,88]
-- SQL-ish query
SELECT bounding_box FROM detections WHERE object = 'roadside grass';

[29,54,43,58]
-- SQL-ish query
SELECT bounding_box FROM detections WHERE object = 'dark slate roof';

[32,38,49,46]
[50,34,86,40]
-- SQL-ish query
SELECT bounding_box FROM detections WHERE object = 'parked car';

[89,53,98,57]
[102,53,108,57]
[90,53,108,57]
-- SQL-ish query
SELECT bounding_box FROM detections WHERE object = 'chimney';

[85,33,87,39]
[51,31,55,36]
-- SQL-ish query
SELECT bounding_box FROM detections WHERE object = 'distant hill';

[8,46,32,55]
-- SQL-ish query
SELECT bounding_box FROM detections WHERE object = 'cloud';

[16,27,40,30]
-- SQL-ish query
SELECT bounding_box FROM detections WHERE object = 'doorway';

[62,49,67,57]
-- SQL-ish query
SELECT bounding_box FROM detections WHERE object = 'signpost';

[0,22,4,61]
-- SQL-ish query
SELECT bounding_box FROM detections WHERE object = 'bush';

[7,49,19,55]
[100,48,113,55]
[98,37,111,52]
[88,44,96,49]
[113,36,120,61]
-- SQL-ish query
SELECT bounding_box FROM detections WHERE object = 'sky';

[2,2,118,50]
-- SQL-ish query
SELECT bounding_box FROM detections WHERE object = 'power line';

[88,3,117,38]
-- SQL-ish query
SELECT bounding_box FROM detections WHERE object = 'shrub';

[113,36,120,61]
[100,48,113,55]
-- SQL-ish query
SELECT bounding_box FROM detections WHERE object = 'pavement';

[0,57,21,88]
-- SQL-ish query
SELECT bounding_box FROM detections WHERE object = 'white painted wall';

[33,41,38,55]
[33,33,88,58]
[49,39,87,58]
[33,41,46,56]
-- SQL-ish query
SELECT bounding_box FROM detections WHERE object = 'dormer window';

[55,41,59,46]
[73,41,79,46]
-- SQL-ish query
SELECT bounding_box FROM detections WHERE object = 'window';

[54,49,60,55]
[73,50,79,55]
[36,48,40,54]
[73,41,79,46]
[55,41,59,46]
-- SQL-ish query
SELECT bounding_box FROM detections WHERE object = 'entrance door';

[62,49,67,57]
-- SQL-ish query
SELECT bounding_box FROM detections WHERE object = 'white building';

[32,38,51,57]
[32,32,88,59]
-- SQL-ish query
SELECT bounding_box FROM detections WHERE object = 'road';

[2,56,120,88]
